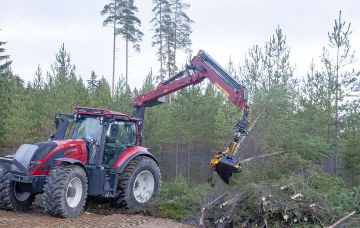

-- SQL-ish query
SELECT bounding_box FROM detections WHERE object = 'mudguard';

[112,146,158,173]
[55,158,87,173]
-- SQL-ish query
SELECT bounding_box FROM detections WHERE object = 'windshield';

[70,117,103,143]
[106,121,136,146]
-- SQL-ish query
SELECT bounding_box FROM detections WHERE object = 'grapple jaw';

[210,153,241,184]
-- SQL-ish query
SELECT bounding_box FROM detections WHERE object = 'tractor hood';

[8,141,58,173]
[3,139,87,174]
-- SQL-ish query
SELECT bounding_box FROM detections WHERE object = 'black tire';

[42,165,88,217]
[0,167,35,211]
[117,156,161,208]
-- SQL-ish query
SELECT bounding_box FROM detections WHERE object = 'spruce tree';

[87,71,99,95]
[0,41,12,74]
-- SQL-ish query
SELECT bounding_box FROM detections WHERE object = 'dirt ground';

[0,197,194,228]
[0,210,194,228]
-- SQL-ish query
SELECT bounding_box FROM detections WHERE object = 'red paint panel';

[112,146,148,169]
[31,139,88,175]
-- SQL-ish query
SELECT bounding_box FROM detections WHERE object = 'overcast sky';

[1,0,359,89]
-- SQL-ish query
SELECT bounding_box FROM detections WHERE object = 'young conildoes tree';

[343,100,360,185]
[0,41,12,74]
[321,11,360,173]
[262,26,294,91]
[240,45,263,96]
[300,61,328,137]
[0,38,12,147]
[87,71,99,95]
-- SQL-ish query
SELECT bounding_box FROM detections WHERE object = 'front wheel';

[117,156,161,208]
[0,168,35,211]
[42,165,88,217]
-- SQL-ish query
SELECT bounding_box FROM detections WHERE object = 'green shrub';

[154,177,211,220]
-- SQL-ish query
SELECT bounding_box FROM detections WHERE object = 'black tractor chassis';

[0,157,46,194]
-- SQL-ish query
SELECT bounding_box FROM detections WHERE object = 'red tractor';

[0,50,250,217]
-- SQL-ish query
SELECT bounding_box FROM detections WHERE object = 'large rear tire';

[0,167,35,211]
[117,156,161,208]
[42,165,88,217]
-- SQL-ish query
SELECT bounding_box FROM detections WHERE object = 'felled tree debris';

[199,193,228,228]
[326,211,356,228]
[290,193,304,201]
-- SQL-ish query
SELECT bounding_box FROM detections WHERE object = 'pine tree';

[111,76,133,114]
[170,0,193,70]
[93,77,111,108]
[240,45,263,95]
[343,100,360,185]
[151,0,170,81]
[321,11,360,173]
[299,61,327,137]
[101,0,119,97]
[151,0,193,80]
[102,0,143,88]
[262,26,294,91]
[116,0,143,86]
[33,65,44,90]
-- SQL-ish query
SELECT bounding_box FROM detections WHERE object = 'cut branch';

[326,211,356,228]
[220,194,242,208]
[241,151,288,163]
[199,193,228,228]
[216,202,238,228]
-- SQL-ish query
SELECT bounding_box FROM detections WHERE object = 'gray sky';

[1,0,359,89]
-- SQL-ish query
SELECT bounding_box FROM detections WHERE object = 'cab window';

[106,121,136,146]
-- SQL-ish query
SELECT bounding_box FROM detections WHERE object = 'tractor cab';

[53,107,141,166]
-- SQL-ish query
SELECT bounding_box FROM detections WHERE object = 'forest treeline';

[1,8,359,185]
[1,1,360,225]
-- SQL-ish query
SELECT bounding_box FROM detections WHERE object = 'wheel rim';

[66,177,83,208]
[14,182,31,202]
[133,170,155,203]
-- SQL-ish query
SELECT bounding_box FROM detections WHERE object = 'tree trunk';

[125,38,129,88]
[175,135,179,182]
[333,46,340,174]
[112,19,116,97]
[159,2,164,82]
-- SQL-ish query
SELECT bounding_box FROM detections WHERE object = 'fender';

[112,146,158,173]
[55,158,87,174]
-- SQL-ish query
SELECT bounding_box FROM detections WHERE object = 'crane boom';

[132,50,251,184]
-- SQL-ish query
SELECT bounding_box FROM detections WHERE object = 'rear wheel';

[0,167,35,211]
[42,165,88,217]
[117,156,160,208]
